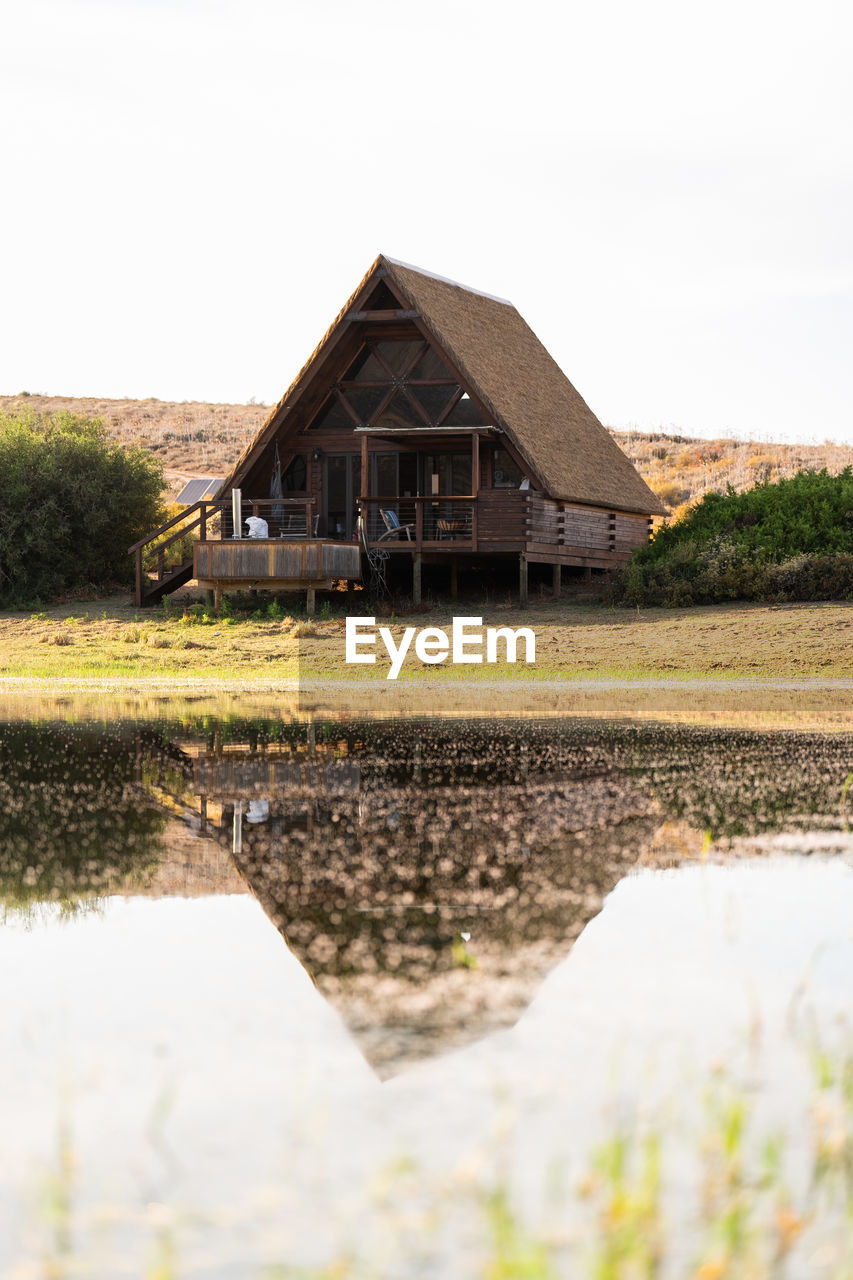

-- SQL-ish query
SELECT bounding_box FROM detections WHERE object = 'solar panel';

[175,477,224,505]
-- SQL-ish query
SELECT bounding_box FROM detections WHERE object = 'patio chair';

[379,508,414,541]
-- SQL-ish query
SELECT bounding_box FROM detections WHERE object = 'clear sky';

[2,0,851,444]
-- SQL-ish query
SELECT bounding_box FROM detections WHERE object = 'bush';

[613,469,853,607]
[0,409,164,606]
[763,553,853,602]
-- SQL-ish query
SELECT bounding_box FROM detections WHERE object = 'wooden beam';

[403,340,429,377]
[402,386,432,427]
[337,388,363,427]
[519,555,528,609]
[346,309,420,321]
[436,386,464,427]
[360,432,369,499]
[412,553,422,605]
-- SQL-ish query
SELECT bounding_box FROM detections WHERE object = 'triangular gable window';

[443,393,487,427]
[310,393,355,431]
[411,348,455,381]
[343,348,387,382]
[362,282,400,311]
[373,391,429,431]
[307,339,491,431]
[410,384,459,425]
[345,386,389,426]
[375,340,423,377]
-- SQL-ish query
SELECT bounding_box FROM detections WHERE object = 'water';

[1,708,852,1276]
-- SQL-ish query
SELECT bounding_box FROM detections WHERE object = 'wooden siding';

[195,757,361,800]
[477,489,527,547]
[195,539,360,584]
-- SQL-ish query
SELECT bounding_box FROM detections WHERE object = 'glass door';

[323,454,362,540]
[419,453,472,539]
[420,453,472,496]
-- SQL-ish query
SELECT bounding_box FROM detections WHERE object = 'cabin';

[131,255,665,610]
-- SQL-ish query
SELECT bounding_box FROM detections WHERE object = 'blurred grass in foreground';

[23,1048,853,1280]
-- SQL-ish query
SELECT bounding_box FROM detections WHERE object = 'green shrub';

[0,408,164,607]
[614,470,853,606]
[642,468,853,566]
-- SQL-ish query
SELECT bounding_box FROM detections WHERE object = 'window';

[282,455,307,491]
[493,448,523,487]
[308,339,490,430]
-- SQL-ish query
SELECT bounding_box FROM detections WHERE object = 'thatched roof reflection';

[195,731,660,1076]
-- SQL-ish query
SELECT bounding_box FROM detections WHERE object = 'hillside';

[615,429,853,518]
[2,394,851,510]
[0,394,268,499]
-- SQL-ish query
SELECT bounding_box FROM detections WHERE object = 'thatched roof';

[222,255,666,516]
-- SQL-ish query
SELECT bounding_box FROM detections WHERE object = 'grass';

[1,593,853,686]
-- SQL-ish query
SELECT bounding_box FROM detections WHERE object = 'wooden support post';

[519,554,528,608]
[206,589,215,609]
[306,587,316,616]
[413,553,422,605]
[552,563,561,598]
[450,559,458,599]
[214,586,222,614]
[361,434,369,499]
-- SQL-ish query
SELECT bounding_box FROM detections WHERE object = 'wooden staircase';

[129,500,221,607]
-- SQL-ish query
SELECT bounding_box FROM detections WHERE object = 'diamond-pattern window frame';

[335,338,484,429]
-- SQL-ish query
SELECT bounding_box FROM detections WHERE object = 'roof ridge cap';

[381,256,513,306]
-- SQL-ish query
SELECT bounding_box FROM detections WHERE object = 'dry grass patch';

[1,594,852,683]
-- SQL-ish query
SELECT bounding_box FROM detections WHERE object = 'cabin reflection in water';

[181,723,659,1078]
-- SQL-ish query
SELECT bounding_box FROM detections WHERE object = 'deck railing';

[129,497,319,605]
[358,496,478,549]
[130,488,651,606]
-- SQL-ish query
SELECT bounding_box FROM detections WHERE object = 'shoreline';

[1,673,850,732]
[2,674,853,692]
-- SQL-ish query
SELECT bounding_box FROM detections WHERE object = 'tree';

[0,409,164,606]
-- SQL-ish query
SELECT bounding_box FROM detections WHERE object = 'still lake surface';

[1,705,852,1277]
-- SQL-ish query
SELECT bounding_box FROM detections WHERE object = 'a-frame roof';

[221,255,666,516]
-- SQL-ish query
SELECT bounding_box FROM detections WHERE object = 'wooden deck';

[130,498,361,611]
[195,538,360,607]
[131,489,651,610]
